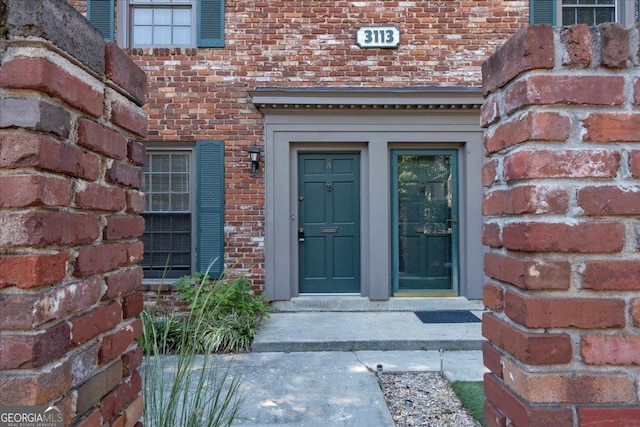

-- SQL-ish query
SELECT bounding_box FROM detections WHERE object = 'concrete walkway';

[236,298,488,425]
[156,298,488,426]
[224,350,486,426]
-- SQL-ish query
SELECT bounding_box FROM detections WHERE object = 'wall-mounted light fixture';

[248,146,260,177]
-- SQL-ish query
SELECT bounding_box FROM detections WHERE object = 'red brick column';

[481,24,640,427]
[0,1,147,425]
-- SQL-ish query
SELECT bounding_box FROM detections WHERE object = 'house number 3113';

[356,26,401,49]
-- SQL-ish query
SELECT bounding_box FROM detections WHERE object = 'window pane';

[152,154,170,172]
[133,8,152,25]
[133,26,152,45]
[173,27,191,45]
[153,26,172,44]
[595,8,615,24]
[154,215,171,231]
[563,8,577,24]
[151,252,170,267]
[151,174,170,192]
[172,253,191,268]
[576,8,595,24]
[155,233,171,247]
[173,8,191,25]
[151,194,170,211]
[172,234,190,251]
[171,174,188,192]
[154,8,172,25]
[173,216,191,231]
[171,194,189,211]
[172,154,188,172]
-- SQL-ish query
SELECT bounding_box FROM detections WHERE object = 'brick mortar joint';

[560,23,640,66]
[0,38,145,107]
[484,84,639,139]
[499,346,640,376]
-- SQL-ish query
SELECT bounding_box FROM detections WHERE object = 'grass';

[451,381,486,427]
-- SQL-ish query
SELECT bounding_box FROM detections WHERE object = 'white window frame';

[141,147,197,283]
[556,0,635,26]
[118,0,197,48]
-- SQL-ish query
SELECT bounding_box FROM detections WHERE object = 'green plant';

[140,272,269,354]
[198,312,261,353]
[139,311,185,354]
[451,381,486,427]
[142,269,245,426]
[177,274,269,320]
[176,273,269,353]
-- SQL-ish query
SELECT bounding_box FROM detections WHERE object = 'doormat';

[414,310,481,324]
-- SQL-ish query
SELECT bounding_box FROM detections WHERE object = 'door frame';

[297,152,362,294]
[290,145,368,297]
[252,87,485,301]
[390,149,460,296]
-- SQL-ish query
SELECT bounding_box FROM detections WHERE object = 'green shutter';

[87,0,114,41]
[197,141,225,278]
[530,0,555,24]
[198,0,225,47]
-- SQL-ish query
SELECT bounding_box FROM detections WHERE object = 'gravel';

[377,372,481,427]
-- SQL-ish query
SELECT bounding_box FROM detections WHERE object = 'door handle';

[298,228,305,242]
[446,218,458,224]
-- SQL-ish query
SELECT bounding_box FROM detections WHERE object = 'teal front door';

[391,150,459,295]
[298,153,360,293]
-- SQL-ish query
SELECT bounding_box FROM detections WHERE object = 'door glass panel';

[393,151,458,294]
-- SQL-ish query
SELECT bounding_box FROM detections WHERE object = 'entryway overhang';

[250,87,485,302]
[250,86,483,111]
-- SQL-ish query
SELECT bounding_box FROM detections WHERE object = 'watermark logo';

[0,405,64,427]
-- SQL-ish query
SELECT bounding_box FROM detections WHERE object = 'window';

[142,151,193,279]
[130,0,195,48]
[561,0,616,26]
[530,0,639,25]
[141,142,224,281]
[87,0,225,47]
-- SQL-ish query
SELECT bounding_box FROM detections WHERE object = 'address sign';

[356,26,401,49]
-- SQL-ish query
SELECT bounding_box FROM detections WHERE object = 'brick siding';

[481,23,640,426]
[68,1,528,299]
[0,0,147,425]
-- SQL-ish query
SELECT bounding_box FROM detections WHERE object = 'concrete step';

[251,310,486,353]
[269,296,485,312]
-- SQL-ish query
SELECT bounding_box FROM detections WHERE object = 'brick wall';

[481,24,640,426]
[70,0,528,295]
[0,1,147,425]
